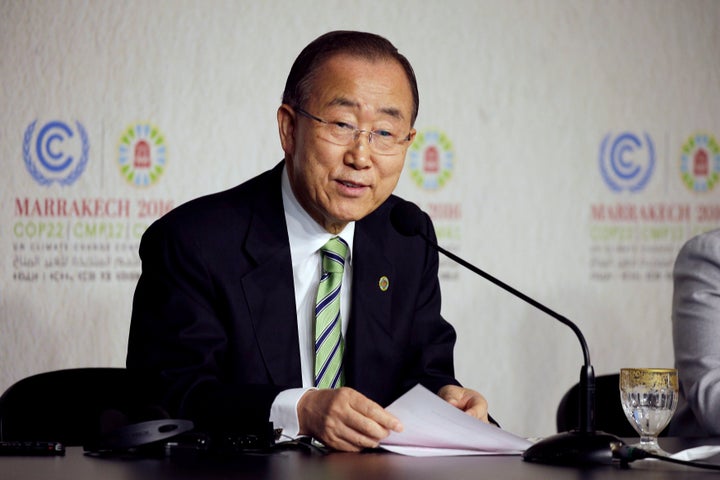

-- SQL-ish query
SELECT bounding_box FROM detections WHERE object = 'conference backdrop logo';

[408,129,454,190]
[22,119,89,186]
[679,133,720,193]
[117,122,167,187]
[598,132,655,193]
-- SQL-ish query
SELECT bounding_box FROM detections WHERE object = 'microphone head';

[390,200,424,237]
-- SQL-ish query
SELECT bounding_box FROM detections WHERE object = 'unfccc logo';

[599,132,655,193]
[23,120,89,186]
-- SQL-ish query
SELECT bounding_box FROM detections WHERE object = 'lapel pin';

[378,275,389,292]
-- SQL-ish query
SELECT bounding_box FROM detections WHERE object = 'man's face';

[278,54,416,234]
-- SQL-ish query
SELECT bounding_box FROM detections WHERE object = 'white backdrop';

[1,0,719,438]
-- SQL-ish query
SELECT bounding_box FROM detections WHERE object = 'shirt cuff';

[269,387,313,439]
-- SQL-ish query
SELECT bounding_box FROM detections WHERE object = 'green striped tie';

[314,237,349,389]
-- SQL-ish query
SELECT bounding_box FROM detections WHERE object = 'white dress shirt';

[269,165,354,438]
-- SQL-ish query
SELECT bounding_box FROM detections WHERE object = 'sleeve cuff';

[269,387,314,439]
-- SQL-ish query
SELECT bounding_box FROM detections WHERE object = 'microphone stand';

[416,231,623,465]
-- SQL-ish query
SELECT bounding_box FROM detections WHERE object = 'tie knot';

[321,237,348,274]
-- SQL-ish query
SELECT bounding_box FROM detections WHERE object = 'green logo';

[408,130,454,190]
[118,123,167,187]
[680,133,720,192]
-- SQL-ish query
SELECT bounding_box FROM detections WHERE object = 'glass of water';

[619,368,678,456]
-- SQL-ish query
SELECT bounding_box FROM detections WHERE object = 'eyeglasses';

[295,107,413,155]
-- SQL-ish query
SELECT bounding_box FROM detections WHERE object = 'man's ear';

[399,127,417,158]
[277,104,296,155]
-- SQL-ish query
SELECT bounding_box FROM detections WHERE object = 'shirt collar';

[281,163,355,261]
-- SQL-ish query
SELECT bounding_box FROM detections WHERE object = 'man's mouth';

[339,180,365,188]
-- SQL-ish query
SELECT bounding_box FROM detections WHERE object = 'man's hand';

[297,387,403,452]
[438,384,490,422]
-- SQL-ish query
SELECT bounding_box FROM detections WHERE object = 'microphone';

[390,200,623,466]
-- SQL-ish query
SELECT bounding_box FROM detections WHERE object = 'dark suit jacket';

[126,161,459,431]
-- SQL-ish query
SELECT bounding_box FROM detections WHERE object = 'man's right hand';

[297,387,403,452]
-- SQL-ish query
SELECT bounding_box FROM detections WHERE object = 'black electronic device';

[84,418,194,454]
[390,200,623,466]
[0,440,65,456]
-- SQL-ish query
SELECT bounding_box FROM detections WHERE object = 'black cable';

[275,435,329,456]
[611,443,720,471]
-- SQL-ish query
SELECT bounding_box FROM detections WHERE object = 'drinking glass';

[619,368,678,456]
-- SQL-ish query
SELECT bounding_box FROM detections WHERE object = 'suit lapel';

[345,218,395,393]
[239,166,302,388]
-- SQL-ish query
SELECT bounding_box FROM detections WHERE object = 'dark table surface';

[4,437,720,480]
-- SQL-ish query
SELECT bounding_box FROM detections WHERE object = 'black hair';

[282,30,419,125]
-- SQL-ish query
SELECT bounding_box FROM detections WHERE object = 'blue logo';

[23,120,89,186]
[599,132,655,193]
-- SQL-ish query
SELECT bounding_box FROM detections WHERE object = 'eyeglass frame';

[293,106,414,154]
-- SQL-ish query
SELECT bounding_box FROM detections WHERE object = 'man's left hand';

[437,385,490,422]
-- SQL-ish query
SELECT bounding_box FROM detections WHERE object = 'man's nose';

[345,131,372,167]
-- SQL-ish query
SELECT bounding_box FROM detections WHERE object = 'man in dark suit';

[127,30,489,452]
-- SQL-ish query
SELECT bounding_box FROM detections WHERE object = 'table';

[4,438,720,480]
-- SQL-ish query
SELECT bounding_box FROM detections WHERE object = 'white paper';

[379,384,533,457]
[670,445,720,461]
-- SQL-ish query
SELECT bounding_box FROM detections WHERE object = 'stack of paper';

[380,385,533,457]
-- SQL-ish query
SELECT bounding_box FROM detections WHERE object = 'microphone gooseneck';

[391,201,591,366]
[390,200,622,466]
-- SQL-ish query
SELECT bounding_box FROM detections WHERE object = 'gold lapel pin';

[378,275,389,292]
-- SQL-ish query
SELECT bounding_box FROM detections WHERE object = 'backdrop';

[2,0,719,438]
